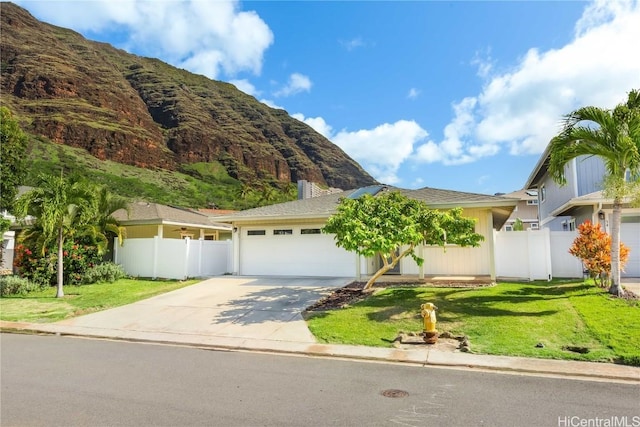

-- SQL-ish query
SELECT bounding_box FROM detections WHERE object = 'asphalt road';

[1,333,639,427]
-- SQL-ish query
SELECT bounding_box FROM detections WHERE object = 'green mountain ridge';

[0,2,376,208]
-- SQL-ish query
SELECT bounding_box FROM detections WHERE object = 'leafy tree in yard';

[15,174,99,297]
[323,191,484,290]
[569,220,630,288]
[0,107,28,212]
[548,89,640,296]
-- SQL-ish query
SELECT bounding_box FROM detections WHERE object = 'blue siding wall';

[575,155,606,196]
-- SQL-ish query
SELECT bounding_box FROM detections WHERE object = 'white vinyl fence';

[114,237,232,280]
[494,229,583,281]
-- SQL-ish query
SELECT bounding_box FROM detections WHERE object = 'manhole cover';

[381,389,409,398]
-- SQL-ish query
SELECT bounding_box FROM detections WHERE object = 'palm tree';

[548,89,640,296]
[91,185,128,254]
[14,174,95,298]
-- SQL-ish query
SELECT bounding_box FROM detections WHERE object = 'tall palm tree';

[548,89,640,296]
[14,174,95,298]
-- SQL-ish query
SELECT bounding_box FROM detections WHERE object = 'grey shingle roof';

[214,186,518,223]
[112,202,230,230]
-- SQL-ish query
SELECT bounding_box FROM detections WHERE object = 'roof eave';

[524,145,552,189]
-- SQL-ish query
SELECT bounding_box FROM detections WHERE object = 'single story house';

[214,186,518,280]
[111,202,232,241]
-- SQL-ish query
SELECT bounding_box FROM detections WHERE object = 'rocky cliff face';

[0,2,376,190]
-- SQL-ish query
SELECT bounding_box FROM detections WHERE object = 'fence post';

[183,238,190,280]
[113,237,119,264]
[152,236,159,279]
[197,238,203,277]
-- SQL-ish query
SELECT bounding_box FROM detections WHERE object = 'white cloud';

[407,88,420,99]
[290,114,429,184]
[274,73,313,97]
[424,0,640,165]
[229,79,259,96]
[291,114,333,138]
[333,120,429,184]
[260,99,285,110]
[340,37,365,51]
[17,0,273,80]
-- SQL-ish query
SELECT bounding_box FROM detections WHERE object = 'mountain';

[0,2,376,198]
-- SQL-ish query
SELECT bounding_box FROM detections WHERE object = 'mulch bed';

[305,280,495,312]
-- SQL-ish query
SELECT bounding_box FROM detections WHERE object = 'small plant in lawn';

[569,220,630,288]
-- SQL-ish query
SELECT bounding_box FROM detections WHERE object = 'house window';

[530,223,539,230]
[273,229,293,235]
[301,228,321,235]
[527,200,538,205]
[505,225,513,232]
[568,219,576,231]
[247,230,266,236]
[540,185,546,203]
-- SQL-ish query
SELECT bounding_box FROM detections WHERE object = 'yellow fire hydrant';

[421,302,439,344]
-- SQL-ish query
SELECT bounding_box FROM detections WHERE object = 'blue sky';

[15,0,640,194]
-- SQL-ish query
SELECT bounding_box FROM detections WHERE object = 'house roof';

[524,145,552,190]
[502,189,538,200]
[112,202,231,230]
[548,190,639,217]
[214,186,518,229]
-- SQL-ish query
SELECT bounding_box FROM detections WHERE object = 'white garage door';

[239,225,357,277]
[621,220,640,277]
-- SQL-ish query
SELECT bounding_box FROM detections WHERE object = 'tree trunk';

[56,228,64,298]
[364,263,392,291]
[608,199,623,297]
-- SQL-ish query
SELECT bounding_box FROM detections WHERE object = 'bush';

[14,240,103,287]
[0,275,44,296]
[82,262,126,285]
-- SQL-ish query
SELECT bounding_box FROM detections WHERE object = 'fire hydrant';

[420,302,439,344]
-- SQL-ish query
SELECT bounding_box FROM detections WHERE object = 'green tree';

[512,218,525,231]
[0,107,28,212]
[14,174,96,297]
[91,185,128,251]
[323,191,484,290]
[548,89,640,296]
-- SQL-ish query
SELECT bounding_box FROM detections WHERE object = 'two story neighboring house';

[524,146,640,277]
[500,189,539,231]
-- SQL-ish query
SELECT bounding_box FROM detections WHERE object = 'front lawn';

[0,278,200,323]
[305,281,640,365]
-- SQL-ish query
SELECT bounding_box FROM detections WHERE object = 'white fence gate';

[494,229,583,281]
[114,237,232,280]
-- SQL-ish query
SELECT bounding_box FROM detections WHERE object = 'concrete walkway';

[2,276,639,383]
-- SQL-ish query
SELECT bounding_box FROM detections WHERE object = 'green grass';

[306,281,640,365]
[0,278,199,323]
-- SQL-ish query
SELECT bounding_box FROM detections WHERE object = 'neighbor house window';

[505,225,513,232]
[247,230,266,236]
[301,228,321,235]
[273,229,293,235]
[527,200,538,205]
[530,223,539,230]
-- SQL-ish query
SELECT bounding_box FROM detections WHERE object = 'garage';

[621,217,640,277]
[238,224,357,277]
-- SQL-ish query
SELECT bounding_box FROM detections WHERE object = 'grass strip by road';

[0,278,200,323]
[305,280,640,365]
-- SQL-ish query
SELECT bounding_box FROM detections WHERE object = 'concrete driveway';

[52,276,352,344]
